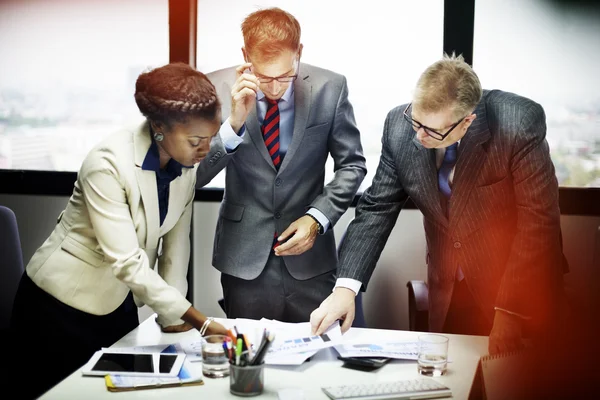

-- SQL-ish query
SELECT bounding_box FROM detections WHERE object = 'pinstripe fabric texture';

[338,90,566,333]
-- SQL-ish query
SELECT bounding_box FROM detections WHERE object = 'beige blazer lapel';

[448,102,491,226]
[278,72,311,175]
[133,124,160,249]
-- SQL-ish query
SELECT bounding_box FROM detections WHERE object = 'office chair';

[406,280,429,332]
[0,206,24,334]
[594,225,600,294]
[406,228,575,333]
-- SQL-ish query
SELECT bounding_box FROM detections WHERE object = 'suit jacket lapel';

[278,73,311,175]
[133,123,160,249]
[448,101,491,226]
[411,136,448,227]
[247,102,277,172]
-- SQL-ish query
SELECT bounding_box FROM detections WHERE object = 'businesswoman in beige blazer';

[10,63,227,399]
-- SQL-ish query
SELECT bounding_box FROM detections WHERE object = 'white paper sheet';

[265,350,318,365]
[107,319,342,367]
[334,341,421,360]
[266,320,342,359]
[107,360,202,388]
[217,318,341,365]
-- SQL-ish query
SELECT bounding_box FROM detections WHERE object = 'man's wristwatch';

[306,214,324,235]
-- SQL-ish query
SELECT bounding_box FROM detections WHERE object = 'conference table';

[41,315,489,399]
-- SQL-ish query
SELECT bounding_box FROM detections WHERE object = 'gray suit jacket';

[197,63,367,280]
[338,90,565,332]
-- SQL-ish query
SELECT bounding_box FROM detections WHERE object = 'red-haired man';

[197,7,366,322]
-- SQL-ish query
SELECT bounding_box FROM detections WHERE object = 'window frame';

[0,0,598,216]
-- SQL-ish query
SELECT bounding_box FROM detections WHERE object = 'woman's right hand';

[204,319,228,336]
[181,306,229,337]
[229,62,260,133]
[161,321,194,333]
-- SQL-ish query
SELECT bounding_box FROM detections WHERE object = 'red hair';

[241,7,301,61]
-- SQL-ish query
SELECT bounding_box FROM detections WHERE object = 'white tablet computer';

[81,350,186,377]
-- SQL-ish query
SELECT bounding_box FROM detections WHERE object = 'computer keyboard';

[321,378,452,400]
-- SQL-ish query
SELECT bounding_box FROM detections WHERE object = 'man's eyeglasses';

[250,61,299,84]
[403,103,467,141]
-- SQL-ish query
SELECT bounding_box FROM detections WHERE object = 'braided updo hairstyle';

[134,62,220,129]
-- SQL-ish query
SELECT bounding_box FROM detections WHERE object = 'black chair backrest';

[0,206,24,331]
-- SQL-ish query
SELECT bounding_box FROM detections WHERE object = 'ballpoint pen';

[251,332,275,365]
[243,334,253,359]
[251,329,268,363]
[222,341,230,362]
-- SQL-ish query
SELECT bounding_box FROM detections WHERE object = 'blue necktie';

[438,143,464,281]
[438,143,458,198]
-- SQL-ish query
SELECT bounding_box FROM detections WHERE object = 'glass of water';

[417,334,449,376]
[202,334,230,378]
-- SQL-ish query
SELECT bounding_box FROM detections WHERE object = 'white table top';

[41,315,488,399]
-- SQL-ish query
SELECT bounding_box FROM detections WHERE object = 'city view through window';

[1,0,598,190]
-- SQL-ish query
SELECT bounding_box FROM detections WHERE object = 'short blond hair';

[241,7,301,61]
[413,53,482,118]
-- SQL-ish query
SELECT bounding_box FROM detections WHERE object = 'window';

[196,0,444,190]
[473,0,600,187]
[0,0,168,171]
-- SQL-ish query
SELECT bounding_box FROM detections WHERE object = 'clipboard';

[104,362,204,392]
[104,375,204,392]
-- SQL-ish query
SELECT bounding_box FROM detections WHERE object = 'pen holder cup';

[229,362,265,397]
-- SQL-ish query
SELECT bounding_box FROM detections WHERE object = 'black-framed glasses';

[249,60,299,84]
[403,103,467,141]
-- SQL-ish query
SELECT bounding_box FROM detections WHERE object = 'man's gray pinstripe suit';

[337,90,566,333]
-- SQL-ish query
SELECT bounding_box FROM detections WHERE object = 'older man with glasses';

[196,7,366,322]
[311,54,567,356]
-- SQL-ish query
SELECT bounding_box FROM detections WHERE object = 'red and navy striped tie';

[262,99,281,169]
[263,99,282,251]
